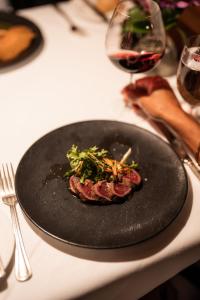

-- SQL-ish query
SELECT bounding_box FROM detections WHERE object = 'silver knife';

[151,120,200,180]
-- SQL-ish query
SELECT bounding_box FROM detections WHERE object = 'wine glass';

[105,0,166,83]
[177,35,200,121]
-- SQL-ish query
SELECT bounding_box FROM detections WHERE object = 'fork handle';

[10,204,32,281]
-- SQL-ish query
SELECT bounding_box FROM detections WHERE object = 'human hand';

[122,76,200,159]
[122,76,183,121]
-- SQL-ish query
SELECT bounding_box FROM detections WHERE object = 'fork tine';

[10,163,15,186]
[1,164,9,192]
[6,163,14,190]
[0,170,4,192]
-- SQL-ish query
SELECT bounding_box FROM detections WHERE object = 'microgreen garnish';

[65,145,139,183]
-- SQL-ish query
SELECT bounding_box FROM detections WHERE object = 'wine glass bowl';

[177,35,200,120]
[105,0,166,80]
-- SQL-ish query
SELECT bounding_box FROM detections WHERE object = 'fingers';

[122,76,176,119]
[135,76,172,95]
[122,76,172,104]
[121,82,147,107]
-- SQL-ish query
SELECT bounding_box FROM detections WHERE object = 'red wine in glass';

[177,47,200,105]
[109,50,163,73]
[105,0,166,83]
[177,35,200,120]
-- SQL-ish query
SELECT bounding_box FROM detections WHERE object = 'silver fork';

[0,163,32,281]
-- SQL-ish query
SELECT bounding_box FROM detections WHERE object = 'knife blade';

[83,0,109,23]
[152,119,200,180]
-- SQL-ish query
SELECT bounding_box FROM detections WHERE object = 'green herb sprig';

[65,145,139,184]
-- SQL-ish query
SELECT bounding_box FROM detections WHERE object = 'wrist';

[159,106,186,125]
[162,108,200,156]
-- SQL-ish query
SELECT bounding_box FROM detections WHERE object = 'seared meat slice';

[69,175,80,193]
[122,169,142,186]
[76,179,98,201]
[93,181,113,201]
[68,168,142,203]
[112,182,132,197]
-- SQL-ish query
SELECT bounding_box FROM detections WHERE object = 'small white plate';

[0,209,14,270]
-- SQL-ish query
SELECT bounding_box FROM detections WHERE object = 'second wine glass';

[105,0,166,83]
[177,35,200,121]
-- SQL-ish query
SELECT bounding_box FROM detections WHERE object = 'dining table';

[0,1,200,299]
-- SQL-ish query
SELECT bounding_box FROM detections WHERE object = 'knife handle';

[184,158,200,181]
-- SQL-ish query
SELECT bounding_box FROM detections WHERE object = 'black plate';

[0,11,43,69]
[15,120,188,249]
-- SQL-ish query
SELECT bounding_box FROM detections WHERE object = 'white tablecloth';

[0,1,200,299]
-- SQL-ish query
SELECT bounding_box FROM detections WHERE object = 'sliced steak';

[122,169,141,186]
[112,182,132,197]
[76,179,98,201]
[69,175,80,193]
[93,181,113,201]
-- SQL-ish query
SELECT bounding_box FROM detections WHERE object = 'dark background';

[9,0,69,10]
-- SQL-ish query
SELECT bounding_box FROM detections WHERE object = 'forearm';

[123,80,200,160]
[162,108,200,158]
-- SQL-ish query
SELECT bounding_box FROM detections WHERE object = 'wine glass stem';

[130,73,133,84]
